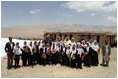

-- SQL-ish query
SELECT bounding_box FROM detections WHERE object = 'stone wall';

[44,32,117,47]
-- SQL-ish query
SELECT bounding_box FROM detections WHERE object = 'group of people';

[5,35,111,70]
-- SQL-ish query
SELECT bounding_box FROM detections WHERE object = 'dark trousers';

[42,58,46,66]
[65,56,70,67]
[92,51,99,66]
[28,54,31,65]
[30,55,34,67]
[22,55,26,66]
[55,53,59,63]
[22,52,27,66]
[56,53,61,64]
[37,55,41,65]
[51,54,56,65]
[76,58,82,69]
[14,55,20,68]
[33,53,37,64]
[22,59,26,66]
[36,53,39,64]
[46,55,51,65]
[71,59,76,68]
[26,53,30,66]
[7,53,13,68]
[84,54,92,67]
[76,55,82,69]
[61,56,66,66]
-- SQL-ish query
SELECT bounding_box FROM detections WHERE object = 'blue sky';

[1,1,117,27]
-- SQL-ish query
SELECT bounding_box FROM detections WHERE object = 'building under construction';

[44,32,117,47]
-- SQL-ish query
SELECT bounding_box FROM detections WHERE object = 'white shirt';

[13,46,22,55]
[10,43,13,49]
[86,46,89,52]
[71,41,76,47]
[64,40,71,46]
[56,41,60,46]
[33,45,36,48]
[60,40,63,46]
[38,45,41,50]
[56,46,61,52]
[66,49,71,54]
[106,45,109,53]
[63,47,66,52]
[40,43,44,48]
[92,44,99,52]
[89,43,93,47]
[28,45,33,52]
[42,47,45,52]
[77,48,83,57]
[77,42,81,46]
[81,44,87,48]
[56,40,63,46]
[51,46,56,51]
[71,49,76,58]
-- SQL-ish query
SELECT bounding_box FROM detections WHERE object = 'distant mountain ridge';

[1,24,117,39]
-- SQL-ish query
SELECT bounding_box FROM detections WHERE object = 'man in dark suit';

[5,37,15,69]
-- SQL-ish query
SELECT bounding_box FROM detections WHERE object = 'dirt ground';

[1,48,117,78]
